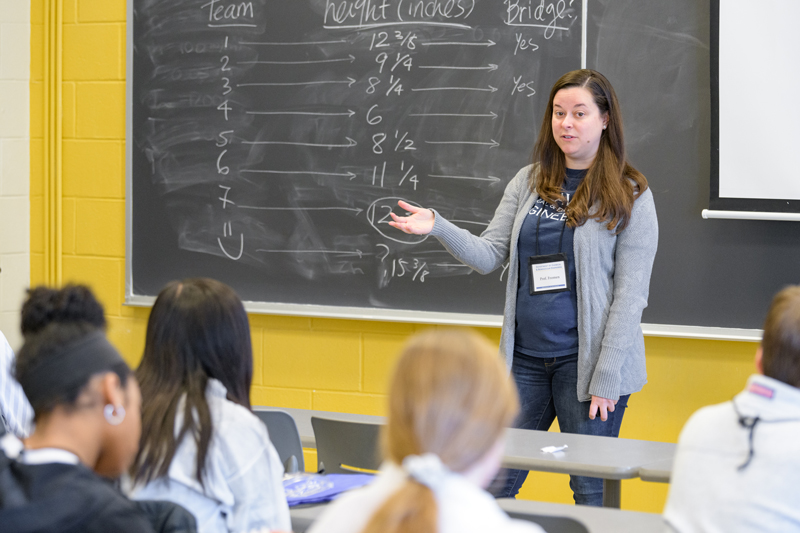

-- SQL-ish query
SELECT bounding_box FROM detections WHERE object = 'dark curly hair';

[21,284,106,337]
[15,323,130,419]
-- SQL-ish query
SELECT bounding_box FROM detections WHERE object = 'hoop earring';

[104,404,126,426]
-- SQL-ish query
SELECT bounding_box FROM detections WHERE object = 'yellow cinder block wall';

[30,0,759,514]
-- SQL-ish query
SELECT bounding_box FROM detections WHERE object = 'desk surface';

[639,457,674,483]
[288,499,666,533]
[498,499,666,533]
[503,428,676,480]
[255,406,676,481]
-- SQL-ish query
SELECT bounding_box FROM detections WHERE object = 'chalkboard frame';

[124,0,765,342]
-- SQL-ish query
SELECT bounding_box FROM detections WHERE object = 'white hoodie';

[664,374,800,532]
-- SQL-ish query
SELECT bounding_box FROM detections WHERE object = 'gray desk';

[639,458,674,483]
[288,499,666,533]
[498,499,666,533]
[502,428,676,508]
[256,406,676,508]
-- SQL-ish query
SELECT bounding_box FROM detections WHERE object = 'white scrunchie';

[402,453,450,490]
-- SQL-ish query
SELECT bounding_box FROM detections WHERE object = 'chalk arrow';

[239,206,364,215]
[428,174,501,183]
[422,39,495,47]
[242,137,357,148]
[425,139,500,148]
[247,109,355,117]
[240,39,349,46]
[410,111,497,119]
[239,55,355,66]
[411,85,497,93]
[237,77,356,88]
[255,249,367,258]
[242,169,357,179]
[418,63,498,71]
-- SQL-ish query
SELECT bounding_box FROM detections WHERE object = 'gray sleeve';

[429,166,530,275]
[588,188,659,399]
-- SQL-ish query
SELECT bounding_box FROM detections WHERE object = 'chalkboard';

[127,0,800,335]
[127,0,583,322]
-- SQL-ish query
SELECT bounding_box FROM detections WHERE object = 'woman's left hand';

[589,395,618,422]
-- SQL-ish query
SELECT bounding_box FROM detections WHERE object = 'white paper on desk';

[541,445,568,454]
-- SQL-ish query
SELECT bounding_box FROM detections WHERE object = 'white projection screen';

[708,0,800,220]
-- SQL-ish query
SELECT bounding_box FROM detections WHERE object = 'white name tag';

[529,253,570,294]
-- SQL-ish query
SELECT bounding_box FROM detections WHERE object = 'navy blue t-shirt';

[514,168,587,357]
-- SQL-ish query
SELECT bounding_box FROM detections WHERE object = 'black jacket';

[0,448,153,533]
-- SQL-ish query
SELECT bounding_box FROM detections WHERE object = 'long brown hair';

[761,286,800,388]
[131,278,253,488]
[361,330,519,533]
[532,69,647,233]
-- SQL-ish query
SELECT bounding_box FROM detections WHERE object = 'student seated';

[129,278,291,533]
[0,284,107,439]
[664,285,800,532]
[0,321,153,532]
[309,329,545,533]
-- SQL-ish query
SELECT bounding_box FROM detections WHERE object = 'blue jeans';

[491,352,630,506]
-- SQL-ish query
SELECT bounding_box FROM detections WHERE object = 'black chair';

[253,409,305,474]
[504,510,589,533]
[310,416,382,474]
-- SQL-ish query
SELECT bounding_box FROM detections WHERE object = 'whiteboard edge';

[125,296,762,340]
[702,209,800,222]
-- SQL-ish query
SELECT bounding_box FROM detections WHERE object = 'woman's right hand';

[388,200,435,235]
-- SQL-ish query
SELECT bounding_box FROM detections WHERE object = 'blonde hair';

[361,329,519,533]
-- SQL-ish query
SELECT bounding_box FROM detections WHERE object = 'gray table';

[639,457,674,483]
[257,406,676,508]
[288,499,666,533]
[502,427,676,508]
[498,499,666,533]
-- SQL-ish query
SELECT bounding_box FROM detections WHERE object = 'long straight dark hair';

[131,278,253,487]
[532,69,648,233]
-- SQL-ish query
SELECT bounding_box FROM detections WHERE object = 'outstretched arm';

[387,166,533,275]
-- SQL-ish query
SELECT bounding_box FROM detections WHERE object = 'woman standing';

[389,69,658,505]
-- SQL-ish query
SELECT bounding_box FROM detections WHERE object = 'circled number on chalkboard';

[367,197,428,245]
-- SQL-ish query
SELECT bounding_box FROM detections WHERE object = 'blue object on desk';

[284,474,375,506]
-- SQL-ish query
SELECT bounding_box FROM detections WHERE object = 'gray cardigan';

[430,165,658,401]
